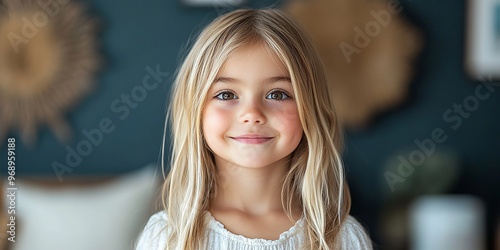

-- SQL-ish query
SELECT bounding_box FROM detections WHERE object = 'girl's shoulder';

[135,211,168,250]
[339,215,374,250]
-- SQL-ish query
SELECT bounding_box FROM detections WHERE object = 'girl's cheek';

[209,104,233,117]
[272,102,300,119]
[203,105,232,129]
[272,105,302,132]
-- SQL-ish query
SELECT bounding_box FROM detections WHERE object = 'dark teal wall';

[2,0,499,248]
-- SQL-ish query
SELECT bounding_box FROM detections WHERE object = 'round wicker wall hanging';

[0,0,101,146]
[284,0,422,130]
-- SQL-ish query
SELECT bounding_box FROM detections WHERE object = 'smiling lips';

[230,134,274,144]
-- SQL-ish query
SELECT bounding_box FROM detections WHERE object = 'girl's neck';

[209,155,299,217]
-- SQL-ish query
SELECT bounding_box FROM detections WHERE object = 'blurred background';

[0,0,499,249]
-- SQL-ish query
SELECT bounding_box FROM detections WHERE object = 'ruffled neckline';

[205,210,305,246]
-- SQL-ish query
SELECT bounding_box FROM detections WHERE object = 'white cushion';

[6,163,160,250]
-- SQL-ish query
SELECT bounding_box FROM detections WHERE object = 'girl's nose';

[239,101,266,125]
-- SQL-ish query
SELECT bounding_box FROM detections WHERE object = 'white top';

[135,210,373,249]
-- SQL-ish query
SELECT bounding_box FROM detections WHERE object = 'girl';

[136,8,373,250]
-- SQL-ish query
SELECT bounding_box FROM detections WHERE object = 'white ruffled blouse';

[135,210,373,249]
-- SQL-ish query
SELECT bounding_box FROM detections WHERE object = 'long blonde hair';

[160,8,350,249]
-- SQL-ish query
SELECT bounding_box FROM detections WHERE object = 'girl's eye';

[266,90,290,101]
[215,91,237,100]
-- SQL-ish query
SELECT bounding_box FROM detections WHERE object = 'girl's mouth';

[230,134,274,144]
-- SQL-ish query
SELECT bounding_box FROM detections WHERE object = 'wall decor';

[182,0,245,7]
[284,0,422,129]
[0,0,101,147]
[466,0,500,78]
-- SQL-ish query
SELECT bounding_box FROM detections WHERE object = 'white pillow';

[7,163,161,250]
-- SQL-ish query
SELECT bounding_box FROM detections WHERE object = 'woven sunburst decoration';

[0,0,100,146]
[284,0,422,129]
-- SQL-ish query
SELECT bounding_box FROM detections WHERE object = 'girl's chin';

[229,162,284,169]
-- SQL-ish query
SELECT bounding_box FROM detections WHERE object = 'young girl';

[136,8,373,250]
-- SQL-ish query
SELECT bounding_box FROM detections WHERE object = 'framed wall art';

[466,0,500,78]
[182,0,244,7]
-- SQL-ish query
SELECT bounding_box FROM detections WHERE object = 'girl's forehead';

[218,42,289,78]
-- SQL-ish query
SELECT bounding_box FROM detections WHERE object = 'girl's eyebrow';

[213,76,291,85]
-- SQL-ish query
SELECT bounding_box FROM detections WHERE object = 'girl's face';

[202,42,303,169]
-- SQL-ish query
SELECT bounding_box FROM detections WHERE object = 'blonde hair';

[159,8,350,250]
